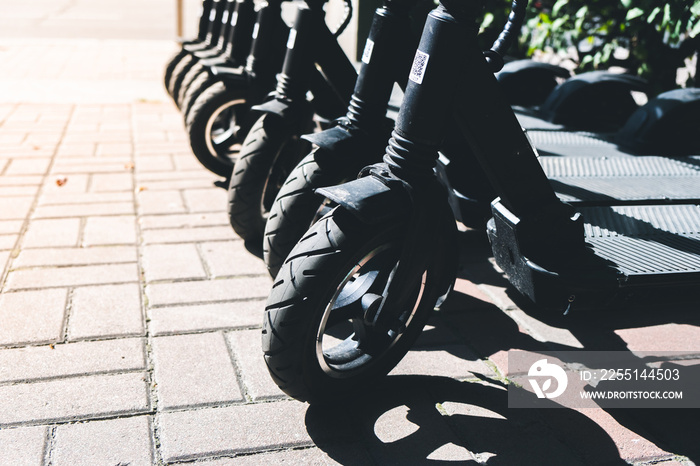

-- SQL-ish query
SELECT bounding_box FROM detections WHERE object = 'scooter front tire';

[263,207,445,403]
[185,81,250,178]
[263,150,342,277]
[227,114,310,242]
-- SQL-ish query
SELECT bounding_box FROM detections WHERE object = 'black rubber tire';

[176,62,206,109]
[262,207,447,403]
[227,114,311,242]
[185,81,250,178]
[181,71,219,118]
[168,54,198,103]
[164,48,189,96]
[263,150,345,278]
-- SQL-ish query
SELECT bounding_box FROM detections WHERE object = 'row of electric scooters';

[165,0,700,403]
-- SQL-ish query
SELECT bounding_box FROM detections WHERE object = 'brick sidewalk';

[1,28,700,466]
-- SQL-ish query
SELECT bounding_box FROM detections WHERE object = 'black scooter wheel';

[263,207,444,403]
[227,114,310,242]
[164,49,189,96]
[168,54,198,102]
[176,62,206,109]
[263,150,341,277]
[185,81,250,178]
[181,71,219,118]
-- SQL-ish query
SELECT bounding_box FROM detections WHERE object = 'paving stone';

[0,233,17,250]
[226,329,283,400]
[183,188,228,213]
[0,220,23,235]
[149,300,265,336]
[158,401,332,462]
[52,415,152,466]
[389,345,496,379]
[68,283,144,340]
[0,251,10,272]
[135,170,213,182]
[42,173,89,193]
[39,191,133,205]
[0,288,67,346]
[56,142,96,157]
[0,175,44,186]
[0,372,150,426]
[146,277,271,307]
[138,212,229,230]
[151,332,242,409]
[95,142,133,157]
[0,425,47,466]
[32,202,135,218]
[22,218,81,248]
[615,324,700,355]
[141,243,206,282]
[0,185,40,196]
[135,154,174,172]
[13,246,137,267]
[90,173,133,192]
[0,337,145,383]
[4,263,139,291]
[136,189,186,215]
[82,215,137,246]
[136,177,219,191]
[173,154,207,171]
[0,196,33,220]
[4,157,51,175]
[141,226,237,244]
[200,241,269,277]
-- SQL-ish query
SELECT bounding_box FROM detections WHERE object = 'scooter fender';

[251,98,313,122]
[210,65,248,89]
[315,173,412,226]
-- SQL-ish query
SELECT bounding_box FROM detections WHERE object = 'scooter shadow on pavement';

[304,375,628,465]
[445,227,700,463]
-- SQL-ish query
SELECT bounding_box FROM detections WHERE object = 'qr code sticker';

[409,50,430,84]
[361,39,374,65]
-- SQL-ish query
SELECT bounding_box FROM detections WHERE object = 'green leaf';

[552,16,568,32]
[575,5,588,18]
[626,8,645,21]
[692,1,700,17]
[481,12,494,29]
[620,0,633,8]
[646,7,661,24]
[691,20,700,38]
[552,0,568,17]
[661,3,671,28]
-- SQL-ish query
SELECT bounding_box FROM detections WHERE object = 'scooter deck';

[538,153,700,289]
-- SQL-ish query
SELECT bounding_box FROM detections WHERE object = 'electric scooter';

[261,0,428,277]
[261,0,700,403]
[183,0,292,178]
[226,0,357,242]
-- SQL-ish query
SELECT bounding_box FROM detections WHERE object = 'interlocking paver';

[226,329,284,400]
[4,263,138,291]
[90,173,134,192]
[149,300,264,336]
[32,201,135,218]
[200,241,269,277]
[141,243,206,281]
[0,233,17,250]
[68,283,144,340]
[21,218,81,248]
[82,215,137,246]
[0,220,23,235]
[4,158,51,175]
[145,276,271,307]
[0,372,150,426]
[183,187,228,213]
[13,245,137,267]
[136,189,186,215]
[0,425,47,466]
[52,415,153,466]
[138,212,229,230]
[39,191,133,205]
[0,196,34,220]
[141,225,237,244]
[151,332,243,409]
[158,401,336,462]
[0,337,145,383]
[0,288,67,346]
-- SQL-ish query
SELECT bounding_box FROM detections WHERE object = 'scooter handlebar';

[484,0,528,72]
